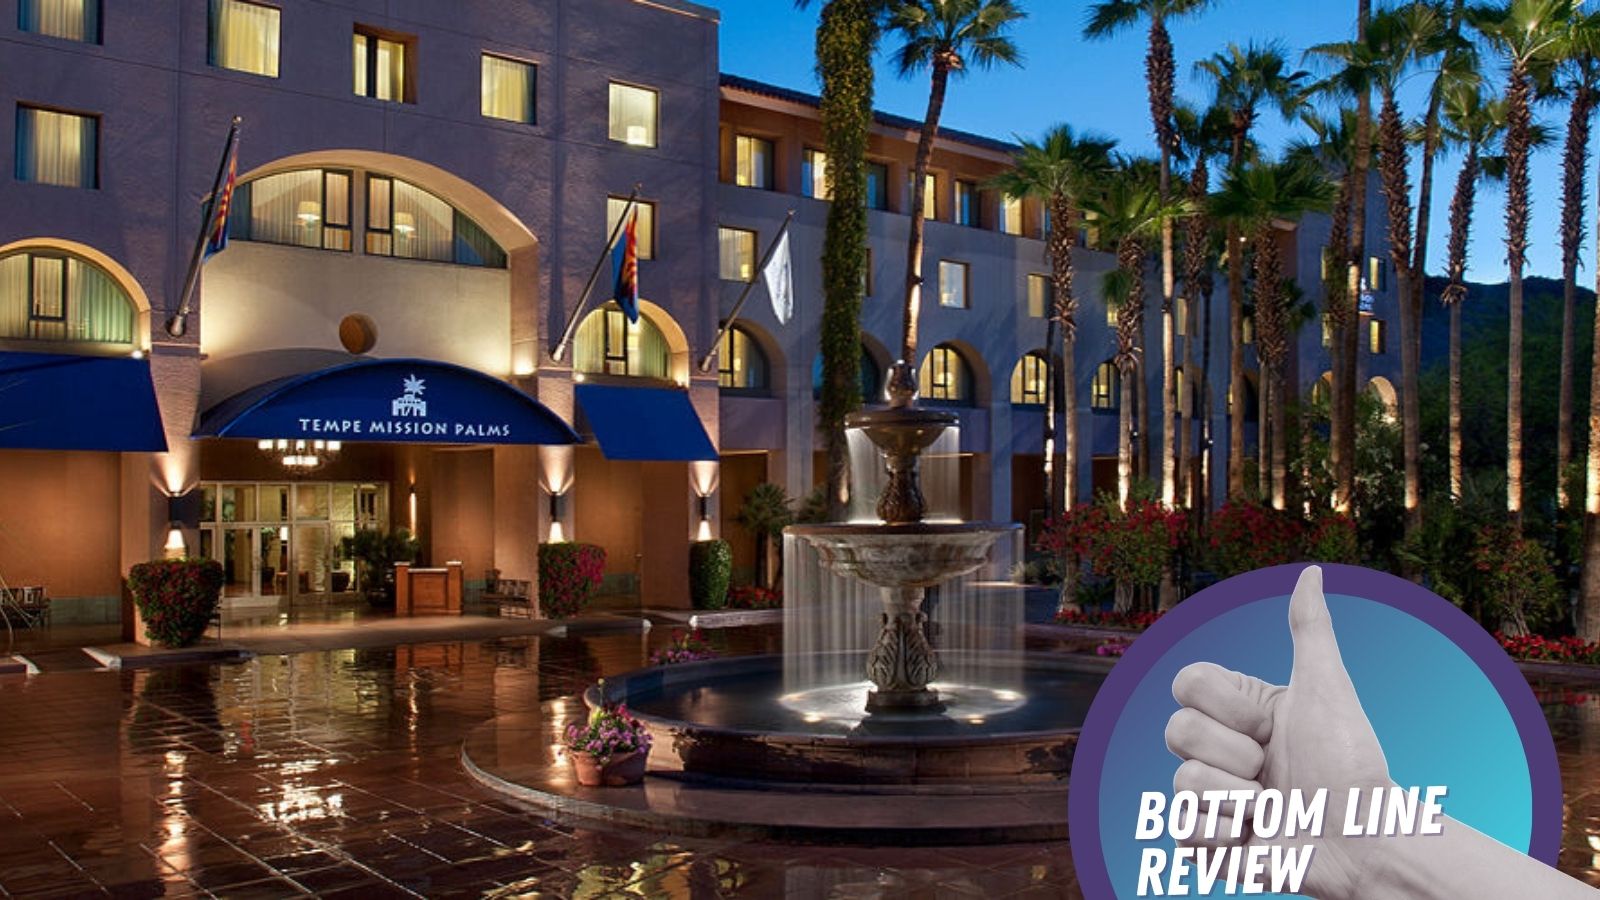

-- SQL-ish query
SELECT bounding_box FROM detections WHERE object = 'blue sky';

[707,0,1577,285]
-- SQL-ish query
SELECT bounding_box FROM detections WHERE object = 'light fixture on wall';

[164,523,187,559]
[547,491,567,543]
[393,212,416,236]
[163,492,199,559]
[258,438,341,470]
[297,200,322,225]
[695,494,712,542]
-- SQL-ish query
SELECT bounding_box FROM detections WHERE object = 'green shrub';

[538,543,605,618]
[128,559,224,648]
[689,540,733,610]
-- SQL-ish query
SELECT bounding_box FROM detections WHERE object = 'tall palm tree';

[1557,10,1600,509]
[988,127,1118,521]
[1210,160,1335,509]
[1085,0,1215,509]
[1195,41,1309,501]
[887,0,1025,370]
[1469,0,1576,526]
[1439,82,1510,498]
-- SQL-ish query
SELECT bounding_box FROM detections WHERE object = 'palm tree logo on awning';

[392,375,427,418]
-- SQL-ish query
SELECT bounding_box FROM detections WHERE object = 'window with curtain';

[1027,274,1051,319]
[0,250,135,345]
[938,260,968,309]
[735,135,774,190]
[718,227,756,282]
[955,180,977,227]
[865,162,888,210]
[718,325,768,391]
[1369,318,1387,354]
[229,168,351,251]
[1001,195,1024,235]
[919,345,971,404]
[1011,353,1048,406]
[918,173,937,220]
[209,0,279,77]
[606,196,656,259]
[15,106,97,189]
[353,28,410,102]
[608,82,658,147]
[802,148,831,200]
[365,174,505,267]
[573,303,670,379]
[481,54,535,124]
[18,0,98,42]
[1092,361,1118,410]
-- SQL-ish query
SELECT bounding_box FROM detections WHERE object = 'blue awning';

[195,358,579,446]
[0,351,167,452]
[575,383,717,461]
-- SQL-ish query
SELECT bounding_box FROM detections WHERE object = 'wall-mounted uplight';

[547,491,568,543]
[164,523,187,559]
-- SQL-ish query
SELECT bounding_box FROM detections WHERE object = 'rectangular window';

[1027,274,1051,319]
[919,173,937,220]
[1175,297,1188,337]
[719,227,756,282]
[28,255,66,321]
[609,82,658,148]
[865,162,889,211]
[1370,318,1387,354]
[481,54,535,124]
[1106,300,1117,327]
[231,168,351,251]
[209,0,279,77]
[1367,255,1386,291]
[19,0,99,42]
[15,106,97,189]
[735,135,774,190]
[802,148,831,200]
[607,196,656,259]
[938,260,969,309]
[1000,195,1024,235]
[955,180,977,227]
[353,28,410,102]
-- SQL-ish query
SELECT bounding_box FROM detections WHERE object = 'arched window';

[812,349,883,402]
[1091,360,1118,410]
[0,249,136,347]
[919,344,972,404]
[573,302,671,380]
[1011,352,1049,406]
[717,324,769,392]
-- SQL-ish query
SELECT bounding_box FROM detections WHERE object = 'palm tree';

[1469,0,1576,526]
[1195,41,1309,501]
[1085,0,1215,509]
[1210,160,1335,509]
[734,483,795,589]
[988,127,1117,518]
[887,0,1025,371]
[1557,9,1600,509]
[1439,81,1510,498]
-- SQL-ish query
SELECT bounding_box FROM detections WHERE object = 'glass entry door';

[199,481,390,602]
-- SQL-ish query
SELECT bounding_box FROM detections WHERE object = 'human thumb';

[1288,565,1352,688]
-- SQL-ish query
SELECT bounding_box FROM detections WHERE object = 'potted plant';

[338,528,421,607]
[688,539,732,609]
[563,683,652,787]
[649,630,716,666]
[128,559,224,648]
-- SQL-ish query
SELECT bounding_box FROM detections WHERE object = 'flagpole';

[697,209,797,374]
[166,116,242,338]
[550,183,644,363]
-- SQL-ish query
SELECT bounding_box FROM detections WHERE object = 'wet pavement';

[0,625,1594,898]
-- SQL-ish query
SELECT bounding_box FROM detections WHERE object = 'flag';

[611,211,640,323]
[203,138,238,260]
[762,230,793,325]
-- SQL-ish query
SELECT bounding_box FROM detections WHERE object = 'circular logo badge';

[1067,564,1563,899]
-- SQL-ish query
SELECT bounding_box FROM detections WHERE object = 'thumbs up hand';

[1165,566,1391,899]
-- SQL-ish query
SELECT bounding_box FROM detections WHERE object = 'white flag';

[762,230,794,325]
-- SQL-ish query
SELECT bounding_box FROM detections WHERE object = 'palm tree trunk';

[1145,15,1177,505]
[1337,0,1373,515]
[1580,226,1600,641]
[1060,308,1080,614]
[1180,286,1196,507]
[1043,314,1060,510]
[902,60,951,364]
[1444,147,1477,498]
[1506,64,1532,526]
[1407,0,1464,355]
[1450,299,1462,496]
[1119,367,1135,507]
[1200,280,1215,517]
[1377,91,1421,536]
[1258,372,1271,501]
[1559,88,1594,509]
[1271,367,1287,510]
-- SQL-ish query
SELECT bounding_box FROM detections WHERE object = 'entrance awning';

[575,383,717,461]
[0,351,167,452]
[195,358,580,445]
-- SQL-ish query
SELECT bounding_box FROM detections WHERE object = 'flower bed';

[1054,609,1164,631]
[1499,633,1600,666]
[726,585,782,610]
[650,630,716,666]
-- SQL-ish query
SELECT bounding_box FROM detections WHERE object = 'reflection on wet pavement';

[0,629,1596,898]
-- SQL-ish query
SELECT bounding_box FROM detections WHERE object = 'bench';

[484,579,535,618]
[1,586,49,629]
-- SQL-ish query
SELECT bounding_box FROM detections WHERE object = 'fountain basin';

[788,522,1018,589]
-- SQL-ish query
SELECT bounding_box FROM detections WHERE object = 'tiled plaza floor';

[0,625,1595,898]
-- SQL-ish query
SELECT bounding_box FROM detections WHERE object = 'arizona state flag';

[203,138,238,259]
[611,211,640,323]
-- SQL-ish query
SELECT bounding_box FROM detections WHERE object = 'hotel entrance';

[197,481,388,603]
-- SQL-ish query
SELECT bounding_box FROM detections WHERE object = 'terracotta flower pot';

[568,749,647,787]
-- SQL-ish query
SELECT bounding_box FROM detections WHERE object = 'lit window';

[574,303,670,379]
[609,82,658,148]
[802,148,831,200]
[719,227,756,282]
[606,196,656,259]
[1321,314,1332,347]
[481,54,536,124]
[717,325,769,391]
[956,180,978,227]
[18,0,98,43]
[1027,275,1051,319]
[1369,318,1387,354]
[918,344,971,403]
[365,174,505,267]
[939,260,969,309]
[15,105,97,188]
[1367,255,1386,291]
[918,173,937,220]
[1092,361,1118,410]
[735,135,774,190]
[353,28,410,102]
[1243,314,1255,345]
[209,0,279,77]
[1000,195,1024,235]
[1320,247,1334,281]
[228,168,351,251]
[0,249,135,345]
[1175,297,1188,336]
[1106,300,1117,327]
[1011,352,1048,405]
[865,162,889,210]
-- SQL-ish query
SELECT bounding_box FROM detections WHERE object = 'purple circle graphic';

[1066,563,1563,899]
